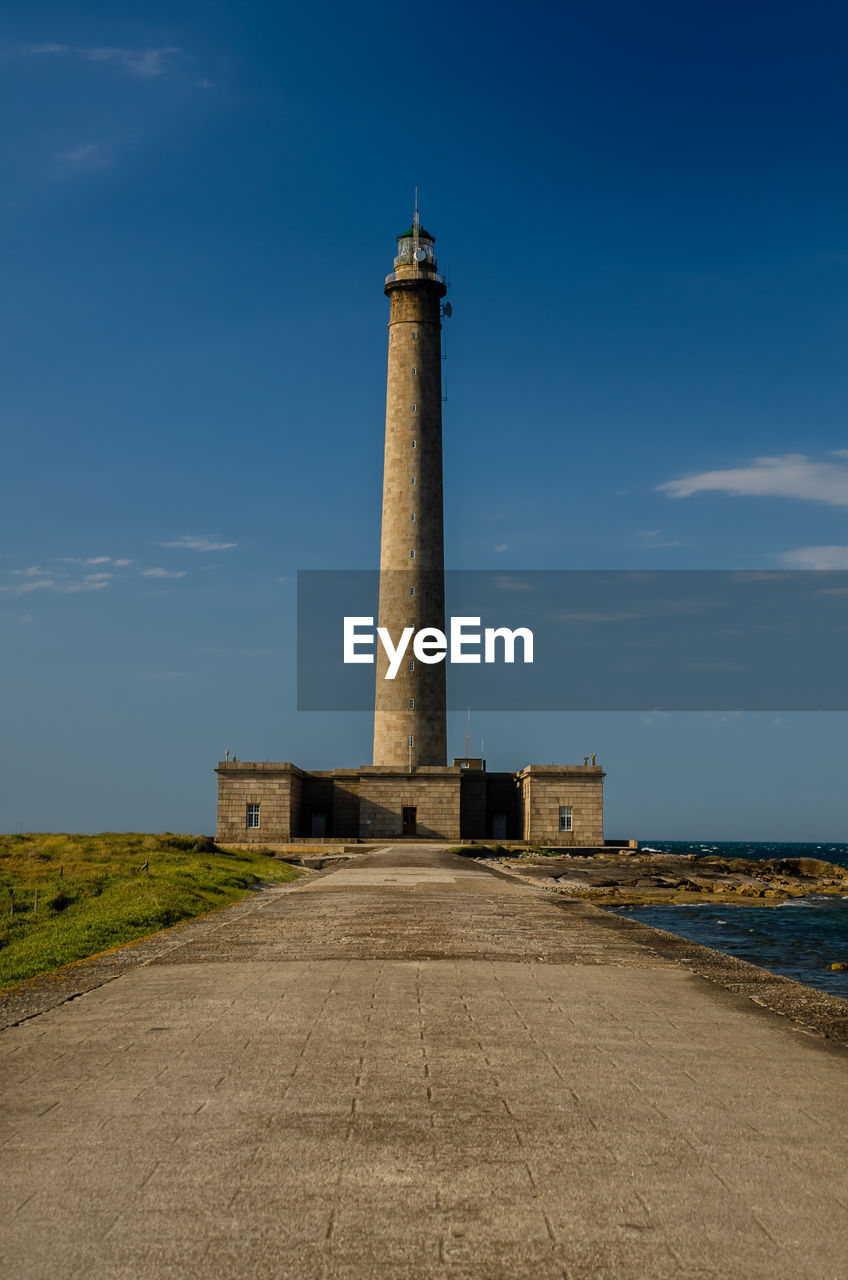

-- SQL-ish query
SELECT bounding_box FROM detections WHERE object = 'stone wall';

[518,766,605,846]
[459,772,487,840]
[215,763,303,844]
[216,762,606,846]
[358,767,461,839]
[331,771,361,839]
[301,772,335,838]
[484,773,522,842]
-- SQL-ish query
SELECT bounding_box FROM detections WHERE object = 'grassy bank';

[0,833,302,989]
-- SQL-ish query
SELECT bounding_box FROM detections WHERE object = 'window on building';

[559,806,573,832]
[412,367,417,375]
[409,586,415,597]
[410,513,415,521]
[411,440,416,448]
[412,331,418,339]
[410,549,415,559]
[411,404,416,412]
[407,735,415,746]
[408,698,415,709]
[246,803,260,829]
[408,659,414,670]
[411,476,416,485]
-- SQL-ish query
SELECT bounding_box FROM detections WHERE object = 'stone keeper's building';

[216,214,605,846]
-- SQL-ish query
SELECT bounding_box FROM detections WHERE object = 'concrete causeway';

[2,844,847,1279]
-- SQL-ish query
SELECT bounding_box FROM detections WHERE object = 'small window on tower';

[410,550,415,559]
[412,368,417,375]
[408,659,414,670]
[408,698,415,710]
[410,513,415,522]
[412,331,418,339]
[246,803,260,829]
[407,735,414,746]
[409,586,415,597]
[411,404,416,412]
[411,476,416,485]
[411,440,416,449]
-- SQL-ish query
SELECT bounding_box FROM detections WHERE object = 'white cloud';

[60,555,131,566]
[2,556,138,598]
[4,562,117,594]
[658,452,848,506]
[59,576,111,593]
[775,545,848,570]
[141,567,187,579]
[23,44,181,79]
[493,544,509,553]
[160,534,237,552]
[0,579,57,595]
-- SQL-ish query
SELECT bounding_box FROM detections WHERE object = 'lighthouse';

[372,210,448,767]
[215,210,607,847]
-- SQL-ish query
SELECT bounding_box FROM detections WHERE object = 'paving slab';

[1,843,847,1279]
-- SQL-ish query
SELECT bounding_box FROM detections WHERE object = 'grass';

[0,832,302,989]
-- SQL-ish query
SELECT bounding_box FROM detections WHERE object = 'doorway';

[402,807,417,836]
[492,813,507,840]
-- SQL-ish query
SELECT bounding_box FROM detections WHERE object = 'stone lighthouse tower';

[372,211,448,767]
[215,211,608,847]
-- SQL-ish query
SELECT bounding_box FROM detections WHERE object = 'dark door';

[402,807,417,836]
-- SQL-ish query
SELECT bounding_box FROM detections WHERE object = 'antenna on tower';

[412,185,421,275]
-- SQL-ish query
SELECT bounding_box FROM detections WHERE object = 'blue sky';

[2,0,847,839]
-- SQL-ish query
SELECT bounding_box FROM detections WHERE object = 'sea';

[610,842,848,999]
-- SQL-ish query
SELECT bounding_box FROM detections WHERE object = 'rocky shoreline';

[474,847,848,905]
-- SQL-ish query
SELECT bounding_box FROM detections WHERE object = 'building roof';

[397,225,434,240]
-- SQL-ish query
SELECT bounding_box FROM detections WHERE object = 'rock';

[495,847,847,905]
[768,857,846,879]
